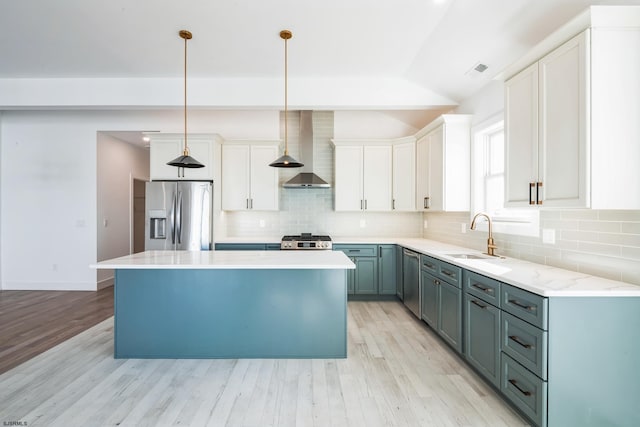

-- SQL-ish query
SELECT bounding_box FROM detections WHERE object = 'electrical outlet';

[423,220,428,229]
[542,229,556,244]
[259,219,266,228]
[460,223,467,233]
[360,219,366,228]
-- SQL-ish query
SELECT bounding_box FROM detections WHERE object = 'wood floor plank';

[0,299,530,427]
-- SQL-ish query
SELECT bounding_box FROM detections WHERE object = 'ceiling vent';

[465,62,489,79]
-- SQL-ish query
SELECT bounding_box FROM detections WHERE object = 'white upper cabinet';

[505,32,588,207]
[392,139,416,211]
[149,135,219,181]
[415,115,471,212]
[221,141,279,211]
[504,7,640,209]
[332,143,392,212]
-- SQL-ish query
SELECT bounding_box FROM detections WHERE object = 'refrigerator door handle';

[176,191,183,244]
[170,192,177,244]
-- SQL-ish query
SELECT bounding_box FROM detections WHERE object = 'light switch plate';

[542,229,556,244]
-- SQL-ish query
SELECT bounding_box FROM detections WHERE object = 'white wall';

[96,133,149,288]
[0,109,280,290]
[334,110,448,139]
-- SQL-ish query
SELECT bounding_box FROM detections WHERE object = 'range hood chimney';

[283,111,330,188]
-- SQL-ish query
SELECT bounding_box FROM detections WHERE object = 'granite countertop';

[217,236,640,297]
[92,250,355,270]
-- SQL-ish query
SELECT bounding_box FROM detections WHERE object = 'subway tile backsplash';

[423,210,640,285]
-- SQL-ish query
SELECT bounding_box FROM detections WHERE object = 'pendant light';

[270,30,304,168]
[167,30,205,169]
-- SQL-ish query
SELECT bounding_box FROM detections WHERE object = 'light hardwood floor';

[0,301,528,426]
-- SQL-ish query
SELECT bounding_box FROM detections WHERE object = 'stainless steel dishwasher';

[402,248,421,318]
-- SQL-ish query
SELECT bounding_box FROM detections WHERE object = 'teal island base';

[114,269,347,358]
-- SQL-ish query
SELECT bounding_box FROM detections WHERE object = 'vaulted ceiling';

[0,0,634,110]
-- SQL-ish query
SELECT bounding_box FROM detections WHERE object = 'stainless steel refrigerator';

[145,181,213,251]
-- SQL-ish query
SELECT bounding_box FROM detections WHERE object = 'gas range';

[281,233,332,250]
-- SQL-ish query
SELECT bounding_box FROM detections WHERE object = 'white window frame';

[471,113,539,237]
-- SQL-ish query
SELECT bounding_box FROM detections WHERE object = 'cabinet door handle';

[508,299,536,312]
[536,182,543,205]
[508,379,533,397]
[365,199,368,210]
[246,199,249,209]
[360,199,363,210]
[378,246,382,257]
[471,283,493,294]
[529,183,535,205]
[471,299,487,309]
[392,199,396,210]
[250,199,253,209]
[434,279,440,285]
[424,197,430,209]
[509,335,534,350]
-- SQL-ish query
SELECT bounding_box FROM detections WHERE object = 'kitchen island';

[93,250,355,359]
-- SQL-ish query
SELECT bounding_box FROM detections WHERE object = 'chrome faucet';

[470,212,498,256]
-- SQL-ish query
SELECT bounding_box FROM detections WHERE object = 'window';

[471,114,539,237]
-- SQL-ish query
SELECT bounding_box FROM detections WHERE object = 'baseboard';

[97,277,114,290]
[1,281,98,291]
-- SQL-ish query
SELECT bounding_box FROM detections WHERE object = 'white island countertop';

[92,250,355,270]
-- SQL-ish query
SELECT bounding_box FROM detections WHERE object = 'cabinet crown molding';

[498,5,640,81]
[415,114,472,140]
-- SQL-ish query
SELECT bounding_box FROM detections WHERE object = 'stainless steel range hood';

[283,111,331,188]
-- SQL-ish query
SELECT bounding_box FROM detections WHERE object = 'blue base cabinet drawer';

[502,284,548,330]
[465,270,501,307]
[501,353,548,427]
[333,245,377,257]
[502,312,548,380]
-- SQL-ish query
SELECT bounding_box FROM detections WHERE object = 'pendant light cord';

[283,34,289,156]
[183,34,188,156]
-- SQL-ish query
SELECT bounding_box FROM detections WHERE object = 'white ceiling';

[0,0,636,107]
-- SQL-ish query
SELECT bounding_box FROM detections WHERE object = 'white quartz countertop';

[92,250,355,270]
[215,236,640,297]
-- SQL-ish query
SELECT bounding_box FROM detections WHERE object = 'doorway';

[132,178,146,253]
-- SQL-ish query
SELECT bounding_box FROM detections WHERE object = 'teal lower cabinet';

[463,271,502,388]
[378,245,397,295]
[421,255,462,353]
[421,270,439,328]
[333,245,378,295]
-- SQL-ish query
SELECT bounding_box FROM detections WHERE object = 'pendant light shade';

[168,30,205,169]
[270,30,303,169]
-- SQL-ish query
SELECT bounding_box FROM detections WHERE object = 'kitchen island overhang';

[92,250,355,359]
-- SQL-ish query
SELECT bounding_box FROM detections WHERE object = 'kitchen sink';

[446,253,493,260]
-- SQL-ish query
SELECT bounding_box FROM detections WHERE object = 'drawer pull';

[509,335,533,350]
[471,300,487,309]
[472,283,493,293]
[508,299,536,312]
[442,270,455,278]
[508,379,533,397]
[424,262,435,269]
[348,249,361,253]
